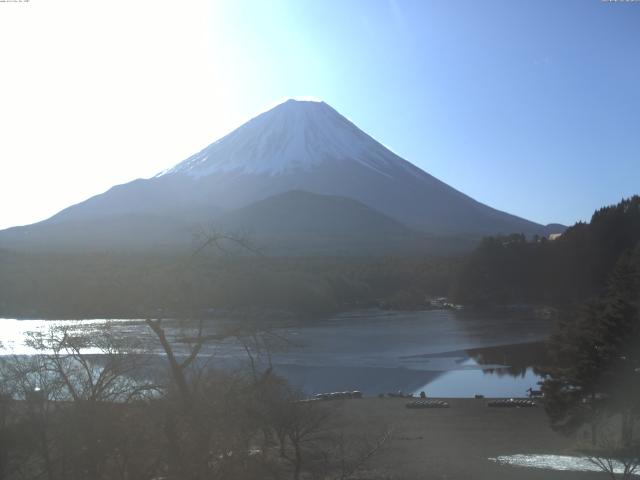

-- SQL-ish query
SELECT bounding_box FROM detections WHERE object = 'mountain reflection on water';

[0,309,551,397]
[404,343,548,398]
[279,342,548,398]
[466,342,549,378]
[272,311,550,397]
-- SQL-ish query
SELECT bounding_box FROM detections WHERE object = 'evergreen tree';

[454,195,640,306]
[541,244,640,445]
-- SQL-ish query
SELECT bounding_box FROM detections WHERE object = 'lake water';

[0,309,550,397]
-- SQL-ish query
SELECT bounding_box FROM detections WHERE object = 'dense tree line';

[453,196,640,307]
[0,252,457,319]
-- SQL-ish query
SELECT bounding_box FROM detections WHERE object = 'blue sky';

[1,0,638,228]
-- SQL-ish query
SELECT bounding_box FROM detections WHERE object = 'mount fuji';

[0,99,558,254]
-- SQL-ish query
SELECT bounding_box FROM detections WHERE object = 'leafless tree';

[0,323,160,480]
[328,429,392,480]
[586,422,640,480]
[0,228,391,480]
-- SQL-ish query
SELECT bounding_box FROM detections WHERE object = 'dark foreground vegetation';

[0,322,390,480]
[539,242,640,477]
[2,323,629,480]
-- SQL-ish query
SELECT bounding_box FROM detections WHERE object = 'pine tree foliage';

[541,244,640,444]
[454,196,640,305]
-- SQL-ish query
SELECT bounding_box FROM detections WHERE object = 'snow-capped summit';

[159,99,418,178]
[0,98,558,253]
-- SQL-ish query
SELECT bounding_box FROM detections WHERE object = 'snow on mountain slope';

[158,99,421,179]
[0,98,555,253]
[151,98,545,236]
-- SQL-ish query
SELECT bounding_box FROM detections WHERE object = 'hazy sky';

[1,0,638,230]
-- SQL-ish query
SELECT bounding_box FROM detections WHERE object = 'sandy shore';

[331,397,608,480]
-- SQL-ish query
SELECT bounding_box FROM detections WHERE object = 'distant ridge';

[215,190,423,254]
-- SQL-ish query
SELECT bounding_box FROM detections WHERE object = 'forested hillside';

[0,251,456,319]
[453,196,640,306]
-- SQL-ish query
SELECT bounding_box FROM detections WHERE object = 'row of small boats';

[405,400,450,409]
[315,391,363,400]
[305,393,537,408]
[488,399,537,408]
[405,398,537,409]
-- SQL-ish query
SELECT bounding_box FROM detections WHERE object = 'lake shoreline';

[0,310,552,398]
[0,300,563,324]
